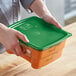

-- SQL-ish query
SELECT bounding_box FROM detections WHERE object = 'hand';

[0,23,29,56]
[30,0,62,29]
[41,14,62,29]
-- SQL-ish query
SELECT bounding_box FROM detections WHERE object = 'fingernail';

[24,36,29,43]
[26,38,29,43]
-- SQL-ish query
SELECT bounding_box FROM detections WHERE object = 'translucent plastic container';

[7,16,72,69]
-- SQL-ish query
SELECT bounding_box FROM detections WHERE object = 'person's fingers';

[50,17,62,29]
[15,44,23,56]
[11,28,29,43]
[54,22,62,29]
[11,49,17,55]
[16,30,29,43]
[41,14,62,29]
[6,40,23,56]
[7,48,17,54]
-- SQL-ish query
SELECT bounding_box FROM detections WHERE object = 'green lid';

[8,16,72,51]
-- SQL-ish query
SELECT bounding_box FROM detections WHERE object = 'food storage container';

[7,16,72,69]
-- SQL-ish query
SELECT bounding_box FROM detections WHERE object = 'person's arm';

[30,0,62,29]
[0,23,29,56]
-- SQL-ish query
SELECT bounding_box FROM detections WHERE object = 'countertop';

[0,23,76,76]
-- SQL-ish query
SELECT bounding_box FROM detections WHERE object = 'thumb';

[16,30,29,43]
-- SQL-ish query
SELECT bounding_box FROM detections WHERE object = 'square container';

[7,16,72,69]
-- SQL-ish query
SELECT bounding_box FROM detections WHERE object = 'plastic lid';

[9,16,72,51]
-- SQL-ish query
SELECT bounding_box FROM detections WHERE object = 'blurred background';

[20,0,76,26]
[64,0,76,25]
